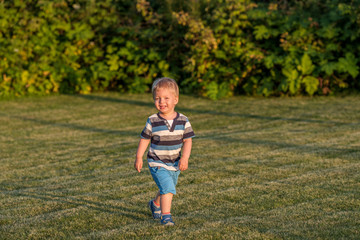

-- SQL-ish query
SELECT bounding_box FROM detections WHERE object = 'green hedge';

[0,0,359,99]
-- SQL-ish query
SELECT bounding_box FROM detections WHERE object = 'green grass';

[0,93,359,239]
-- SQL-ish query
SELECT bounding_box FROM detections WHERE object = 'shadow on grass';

[203,134,360,160]
[2,95,358,161]
[4,190,148,221]
[4,114,137,136]
[3,95,357,138]
[72,94,358,126]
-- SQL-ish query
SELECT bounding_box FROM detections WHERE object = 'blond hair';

[151,77,179,99]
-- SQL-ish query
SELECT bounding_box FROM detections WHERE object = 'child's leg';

[149,191,161,219]
[160,193,173,214]
[154,191,161,206]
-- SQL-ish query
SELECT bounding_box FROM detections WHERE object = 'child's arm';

[179,138,192,171]
[134,138,150,172]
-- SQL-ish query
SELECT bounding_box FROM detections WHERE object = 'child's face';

[154,87,178,117]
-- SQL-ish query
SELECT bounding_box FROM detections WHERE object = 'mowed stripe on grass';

[0,94,359,239]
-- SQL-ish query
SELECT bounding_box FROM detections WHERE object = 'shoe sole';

[162,222,175,226]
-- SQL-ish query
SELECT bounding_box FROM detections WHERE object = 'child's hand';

[134,158,143,173]
[135,139,149,173]
[179,158,188,171]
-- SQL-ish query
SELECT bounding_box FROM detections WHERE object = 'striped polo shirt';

[140,112,195,170]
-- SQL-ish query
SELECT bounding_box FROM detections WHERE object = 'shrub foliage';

[0,0,359,98]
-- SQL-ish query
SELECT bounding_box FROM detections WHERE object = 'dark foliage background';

[0,0,359,99]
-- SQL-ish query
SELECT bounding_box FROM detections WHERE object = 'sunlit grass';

[0,93,359,239]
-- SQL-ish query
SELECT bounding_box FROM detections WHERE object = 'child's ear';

[175,96,179,104]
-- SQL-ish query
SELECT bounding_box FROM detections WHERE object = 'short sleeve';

[183,119,195,139]
[140,118,152,139]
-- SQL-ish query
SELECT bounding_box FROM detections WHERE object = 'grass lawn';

[0,93,359,239]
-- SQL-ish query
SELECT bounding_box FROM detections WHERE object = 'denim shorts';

[149,166,181,195]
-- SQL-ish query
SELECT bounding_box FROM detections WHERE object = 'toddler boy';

[134,77,195,226]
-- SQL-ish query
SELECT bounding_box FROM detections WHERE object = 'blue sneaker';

[161,214,175,226]
[148,200,161,220]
